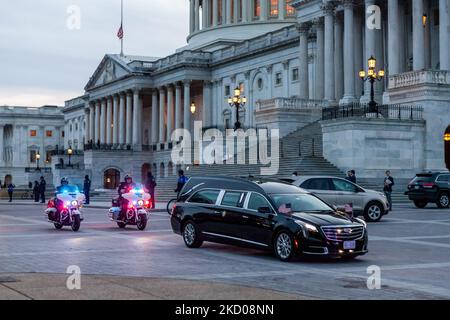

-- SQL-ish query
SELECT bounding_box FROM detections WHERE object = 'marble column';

[242,0,248,22]
[440,0,450,70]
[89,103,95,143]
[314,18,324,100]
[84,103,90,143]
[388,0,401,75]
[106,97,113,145]
[203,81,212,127]
[190,0,195,33]
[260,0,268,21]
[412,0,426,70]
[341,0,356,104]
[0,125,4,166]
[113,95,119,146]
[283,61,290,98]
[159,87,166,143]
[213,0,218,26]
[151,90,159,144]
[195,0,200,30]
[298,23,310,99]
[226,0,232,24]
[184,81,192,132]
[278,0,286,20]
[126,92,133,146]
[323,3,335,102]
[132,89,142,149]
[234,0,239,23]
[119,93,125,146]
[202,0,209,28]
[167,85,174,141]
[334,12,344,101]
[94,101,100,144]
[175,84,183,130]
[354,9,364,99]
[100,99,106,144]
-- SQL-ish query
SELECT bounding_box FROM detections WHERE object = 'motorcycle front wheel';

[137,215,147,231]
[54,223,63,230]
[71,215,81,232]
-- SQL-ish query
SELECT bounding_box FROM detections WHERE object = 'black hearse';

[170,177,368,261]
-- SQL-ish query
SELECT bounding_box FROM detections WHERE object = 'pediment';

[85,55,131,91]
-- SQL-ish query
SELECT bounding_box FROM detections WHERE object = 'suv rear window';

[410,174,434,184]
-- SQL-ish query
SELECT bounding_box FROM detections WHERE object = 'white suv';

[291,176,390,222]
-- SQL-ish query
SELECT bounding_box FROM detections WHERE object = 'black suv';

[170,176,368,262]
[405,172,450,208]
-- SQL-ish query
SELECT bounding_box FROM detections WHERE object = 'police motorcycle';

[45,180,85,232]
[108,183,151,230]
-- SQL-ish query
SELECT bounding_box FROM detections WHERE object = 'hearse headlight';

[355,217,367,228]
[295,220,318,233]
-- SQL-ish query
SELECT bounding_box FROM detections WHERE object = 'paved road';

[1,203,450,300]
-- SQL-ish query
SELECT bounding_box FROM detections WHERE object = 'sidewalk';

[0,200,167,212]
[0,273,313,300]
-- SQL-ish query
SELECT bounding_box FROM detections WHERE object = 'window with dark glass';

[301,178,333,191]
[275,72,283,86]
[30,150,37,163]
[247,193,271,211]
[189,190,221,205]
[292,68,299,81]
[332,179,358,193]
[221,191,246,208]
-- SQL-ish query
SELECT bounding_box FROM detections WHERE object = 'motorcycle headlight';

[71,200,78,207]
[137,200,144,207]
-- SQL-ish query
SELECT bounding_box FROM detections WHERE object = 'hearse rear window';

[221,191,246,208]
[189,190,221,205]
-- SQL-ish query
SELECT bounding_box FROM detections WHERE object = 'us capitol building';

[2,0,450,194]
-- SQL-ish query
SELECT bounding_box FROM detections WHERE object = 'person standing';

[174,170,188,198]
[7,183,15,202]
[145,171,157,209]
[384,170,395,211]
[33,181,40,202]
[83,175,91,205]
[39,176,46,204]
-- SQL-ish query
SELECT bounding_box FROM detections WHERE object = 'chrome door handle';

[242,215,249,219]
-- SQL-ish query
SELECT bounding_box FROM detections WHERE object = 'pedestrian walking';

[7,183,15,202]
[33,181,40,202]
[39,176,46,203]
[83,175,91,205]
[145,171,157,209]
[384,170,395,211]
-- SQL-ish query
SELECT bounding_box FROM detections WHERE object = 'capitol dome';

[182,0,297,51]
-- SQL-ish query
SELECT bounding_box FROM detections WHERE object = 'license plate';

[415,186,420,190]
[344,241,356,250]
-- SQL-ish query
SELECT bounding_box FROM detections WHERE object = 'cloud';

[0,0,189,107]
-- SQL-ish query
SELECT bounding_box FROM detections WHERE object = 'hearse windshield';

[270,193,333,214]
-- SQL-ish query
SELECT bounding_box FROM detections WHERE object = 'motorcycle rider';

[47,177,70,222]
[116,175,137,219]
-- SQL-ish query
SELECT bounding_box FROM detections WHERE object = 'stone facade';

[57,0,450,188]
[0,105,64,187]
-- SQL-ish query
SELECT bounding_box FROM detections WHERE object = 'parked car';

[405,172,450,208]
[289,176,390,223]
[170,176,368,262]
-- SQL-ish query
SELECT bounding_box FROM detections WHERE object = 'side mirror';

[258,207,272,214]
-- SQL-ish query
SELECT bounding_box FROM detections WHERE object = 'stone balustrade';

[388,70,450,90]
[256,97,328,110]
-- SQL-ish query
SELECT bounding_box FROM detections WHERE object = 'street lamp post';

[67,147,73,167]
[36,153,41,171]
[227,87,247,130]
[359,56,385,113]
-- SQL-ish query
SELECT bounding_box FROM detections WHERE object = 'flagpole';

[120,0,124,56]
